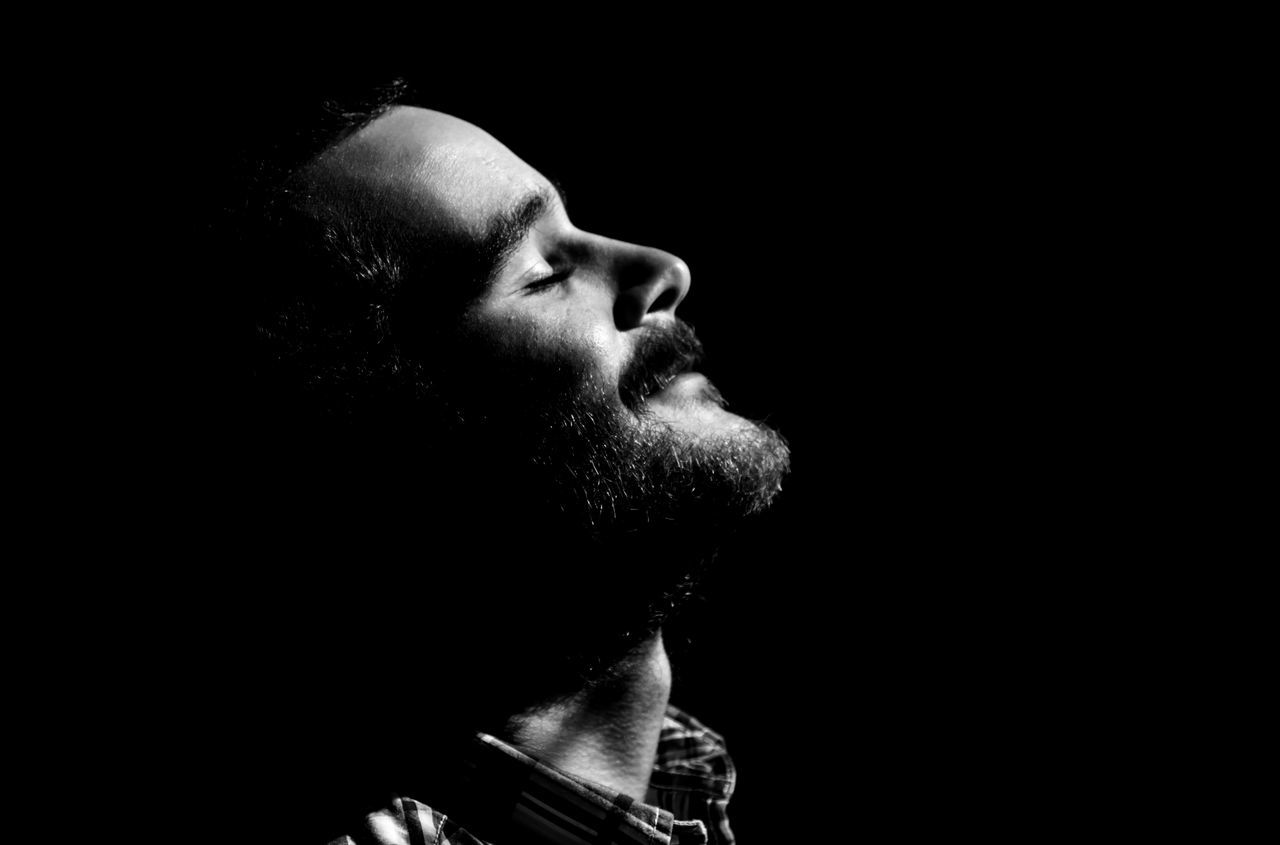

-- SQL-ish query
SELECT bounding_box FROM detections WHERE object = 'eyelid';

[523,266,572,292]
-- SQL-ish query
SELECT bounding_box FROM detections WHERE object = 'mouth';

[648,370,702,396]
[623,367,689,408]
[645,371,724,407]
[618,321,707,411]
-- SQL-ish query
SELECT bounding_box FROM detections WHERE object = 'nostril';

[611,244,689,329]
[650,286,680,314]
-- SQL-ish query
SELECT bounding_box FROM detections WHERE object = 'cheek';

[475,303,624,386]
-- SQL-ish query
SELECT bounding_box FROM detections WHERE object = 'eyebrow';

[477,181,568,285]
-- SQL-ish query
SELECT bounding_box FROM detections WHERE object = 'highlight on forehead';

[299,106,575,302]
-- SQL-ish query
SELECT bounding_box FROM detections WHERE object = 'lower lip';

[647,372,708,402]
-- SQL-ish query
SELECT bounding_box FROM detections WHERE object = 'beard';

[535,320,789,541]
[403,318,789,697]
[269,318,790,721]
[214,321,790,777]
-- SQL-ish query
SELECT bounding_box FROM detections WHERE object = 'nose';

[608,240,691,331]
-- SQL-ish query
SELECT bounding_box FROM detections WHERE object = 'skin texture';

[311,107,773,800]
[504,634,673,803]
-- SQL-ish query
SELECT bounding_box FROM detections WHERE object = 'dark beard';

[256,319,790,722]
[538,320,788,540]
[411,319,788,695]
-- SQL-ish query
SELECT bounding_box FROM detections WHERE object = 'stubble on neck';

[502,632,673,802]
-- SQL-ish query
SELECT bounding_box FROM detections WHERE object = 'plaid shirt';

[326,704,736,845]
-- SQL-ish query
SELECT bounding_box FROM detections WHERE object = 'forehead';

[318,106,548,239]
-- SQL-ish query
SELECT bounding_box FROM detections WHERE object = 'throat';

[502,633,673,802]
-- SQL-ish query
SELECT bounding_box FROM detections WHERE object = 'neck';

[503,632,672,802]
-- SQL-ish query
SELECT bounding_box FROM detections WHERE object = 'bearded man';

[195,76,790,845]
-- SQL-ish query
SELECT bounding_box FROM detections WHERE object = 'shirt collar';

[450,703,736,845]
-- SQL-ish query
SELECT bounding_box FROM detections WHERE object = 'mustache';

[618,319,707,412]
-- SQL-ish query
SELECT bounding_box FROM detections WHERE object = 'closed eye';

[524,268,572,294]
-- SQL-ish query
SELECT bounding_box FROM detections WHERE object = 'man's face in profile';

[304,107,788,660]
[322,108,768,436]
